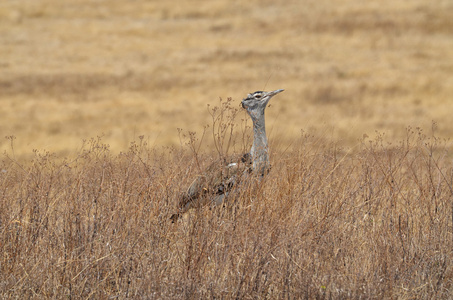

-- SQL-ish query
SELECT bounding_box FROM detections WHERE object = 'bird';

[170,89,284,222]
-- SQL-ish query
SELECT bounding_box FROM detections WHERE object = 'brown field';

[1,0,453,157]
[2,125,453,298]
[1,0,453,298]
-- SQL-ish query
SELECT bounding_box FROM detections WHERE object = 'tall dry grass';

[1,102,452,298]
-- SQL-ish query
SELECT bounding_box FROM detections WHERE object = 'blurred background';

[1,0,452,158]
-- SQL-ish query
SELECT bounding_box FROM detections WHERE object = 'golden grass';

[1,0,453,158]
[1,0,453,297]
[1,125,452,298]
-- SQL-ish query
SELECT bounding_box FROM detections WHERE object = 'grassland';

[1,0,453,298]
[0,0,453,157]
[1,125,453,298]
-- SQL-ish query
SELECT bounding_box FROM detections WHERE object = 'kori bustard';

[170,89,284,222]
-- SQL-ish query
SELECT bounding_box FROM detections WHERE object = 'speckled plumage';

[171,89,284,222]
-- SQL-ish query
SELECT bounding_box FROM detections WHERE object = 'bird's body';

[171,89,284,222]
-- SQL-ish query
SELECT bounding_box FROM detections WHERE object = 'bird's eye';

[255,94,262,99]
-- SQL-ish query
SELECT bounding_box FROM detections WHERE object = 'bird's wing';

[176,153,251,213]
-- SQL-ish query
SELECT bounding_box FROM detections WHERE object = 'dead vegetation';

[1,1,453,297]
[1,117,452,298]
[1,0,453,156]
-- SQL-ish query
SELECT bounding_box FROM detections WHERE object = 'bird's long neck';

[250,113,269,175]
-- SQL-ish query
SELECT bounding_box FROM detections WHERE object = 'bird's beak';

[267,89,284,97]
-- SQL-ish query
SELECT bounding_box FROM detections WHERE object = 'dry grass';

[1,101,453,298]
[1,0,453,158]
[1,0,453,298]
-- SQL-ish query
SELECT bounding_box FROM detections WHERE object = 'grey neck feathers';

[250,110,269,175]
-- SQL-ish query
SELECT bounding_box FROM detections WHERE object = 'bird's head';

[241,89,284,119]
